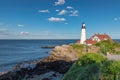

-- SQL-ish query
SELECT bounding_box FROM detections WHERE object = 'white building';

[85,33,113,45]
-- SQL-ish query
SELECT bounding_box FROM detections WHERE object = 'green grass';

[70,44,85,57]
[70,44,84,49]
[116,51,120,54]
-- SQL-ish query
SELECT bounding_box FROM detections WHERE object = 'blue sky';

[0,0,120,39]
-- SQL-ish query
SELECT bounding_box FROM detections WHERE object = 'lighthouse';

[80,23,86,44]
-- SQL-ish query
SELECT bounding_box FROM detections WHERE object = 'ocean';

[0,39,77,73]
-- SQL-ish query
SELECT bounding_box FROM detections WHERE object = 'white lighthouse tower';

[80,23,86,44]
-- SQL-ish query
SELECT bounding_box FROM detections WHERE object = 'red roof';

[85,39,97,45]
[94,34,113,42]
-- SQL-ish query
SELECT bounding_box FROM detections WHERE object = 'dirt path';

[106,55,120,60]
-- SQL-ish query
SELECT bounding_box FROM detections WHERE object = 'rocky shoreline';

[0,45,76,80]
[0,60,73,80]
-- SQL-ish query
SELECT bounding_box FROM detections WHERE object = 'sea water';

[0,39,77,73]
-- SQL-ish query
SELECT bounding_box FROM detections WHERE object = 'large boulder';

[48,45,78,62]
[87,45,100,53]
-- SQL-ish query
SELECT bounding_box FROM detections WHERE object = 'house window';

[104,38,107,40]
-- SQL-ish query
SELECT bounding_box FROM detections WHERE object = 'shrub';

[63,53,120,80]
[62,53,107,80]
[102,60,120,80]
[77,53,107,66]
[95,40,117,54]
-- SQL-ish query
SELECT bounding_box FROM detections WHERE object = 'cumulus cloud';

[56,9,60,12]
[38,10,49,13]
[55,0,65,6]
[42,31,52,36]
[65,23,68,24]
[114,18,118,21]
[67,6,73,9]
[48,17,66,22]
[70,10,73,13]
[0,28,57,39]
[0,28,81,39]
[114,17,120,21]
[0,28,9,35]
[69,10,79,16]
[20,32,30,35]
[18,24,24,27]
[58,10,67,15]
[0,28,15,35]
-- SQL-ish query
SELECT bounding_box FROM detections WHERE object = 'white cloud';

[38,10,49,13]
[0,28,35,39]
[0,29,57,39]
[67,6,73,9]
[65,23,68,24]
[18,24,24,27]
[0,28,6,31]
[56,9,60,12]
[42,31,52,36]
[114,18,118,21]
[70,10,79,16]
[58,10,67,15]
[48,17,66,22]
[55,0,65,6]
[20,32,30,35]
[70,10,73,13]
[114,17,120,21]
[0,28,15,35]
